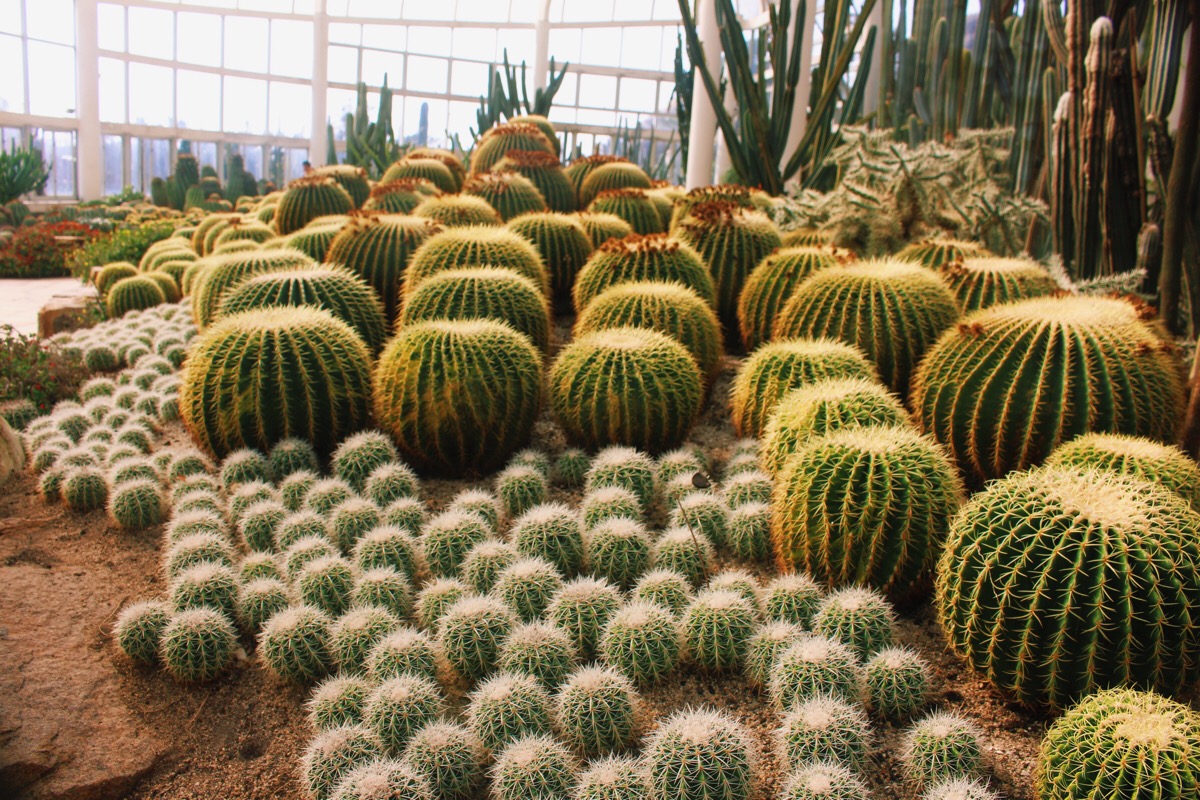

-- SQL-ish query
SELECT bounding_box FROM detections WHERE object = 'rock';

[0,418,22,483]
[37,295,97,339]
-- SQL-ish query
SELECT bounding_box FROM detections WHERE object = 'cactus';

[277,510,330,552]
[564,156,630,196]
[420,510,492,579]
[313,165,370,208]
[107,477,167,530]
[937,466,1200,707]
[578,162,652,208]
[633,570,694,616]
[191,248,316,329]
[285,537,339,580]
[448,489,501,533]
[779,762,872,800]
[940,257,1059,312]
[572,234,714,314]
[407,148,467,190]
[761,379,910,476]
[724,502,770,562]
[306,478,356,516]
[495,557,563,623]
[163,532,235,577]
[365,627,442,684]
[550,328,702,453]
[773,426,963,600]
[462,540,519,594]
[738,247,844,350]
[106,276,166,318]
[144,271,181,303]
[414,578,470,632]
[463,172,548,222]
[274,175,355,235]
[212,220,274,250]
[919,778,1001,800]
[382,158,458,193]
[62,466,108,512]
[237,577,291,633]
[364,463,421,508]
[221,447,272,489]
[744,621,806,688]
[812,587,897,661]
[402,721,486,800]
[381,499,427,536]
[269,436,320,481]
[546,577,622,659]
[83,345,119,373]
[555,665,640,757]
[706,569,759,608]
[551,448,590,489]
[113,599,170,665]
[412,194,504,227]
[498,621,578,690]
[1046,433,1200,511]
[670,492,730,550]
[575,281,722,381]
[574,754,647,800]
[599,600,680,685]
[331,757,433,800]
[240,554,284,593]
[901,712,984,787]
[657,447,707,484]
[912,296,1186,486]
[466,671,554,753]
[329,431,399,493]
[865,646,930,721]
[769,636,863,710]
[404,226,549,300]
[510,448,551,476]
[506,212,594,305]
[490,734,579,800]
[184,320,350,459]
[510,503,584,578]
[494,151,578,213]
[95,262,139,295]
[584,447,658,510]
[587,189,664,236]
[168,560,239,619]
[399,267,550,354]
[585,517,653,590]
[297,556,357,617]
[730,338,877,438]
[330,605,403,673]
[228,481,275,525]
[644,707,756,800]
[438,595,516,682]
[301,724,384,800]
[681,589,756,672]
[364,673,446,755]
[652,528,716,588]
[282,221,345,263]
[577,212,634,247]
[470,122,556,176]
[363,178,442,214]
[778,694,871,772]
[895,239,989,270]
[160,607,237,683]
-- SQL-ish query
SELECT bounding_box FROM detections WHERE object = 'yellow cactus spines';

[738,246,847,350]
[469,121,556,175]
[576,211,633,247]
[911,295,1186,486]
[373,319,544,478]
[362,178,442,214]
[190,248,315,328]
[412,194,504,228]
[406,146,468,189]
[404,225,550,300]
[325,212,442,325]
[381,156,459,193]
[179,307,373,460]
[572,233,714,314]
[400,266,551,353]
[564,155,631,196]
[463,172,548,222]
[1046,433,1200,511]
[774,259,960,396]
[895,238,989,269]
[941,256,1059,311]
[506,212,594,303]
[274,175,355,235]
[578,161,652,208]
[493,149,578,213]
[587,189,665,236]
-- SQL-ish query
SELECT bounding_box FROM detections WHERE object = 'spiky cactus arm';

[579,162,653,208]
[381,158,459,193]
[564,155,632,196]
[179,307,374,459]
[373,319,544,478]
[941,257,1059,311]
[738,246,846,350]
[463,172,548,222]
[469,122,557,175]
[400,266,551,353]
[774,259,960,396]
[405,226,550,300]
[935,467,1200,707]
[274,175,355,235]
[572,233,715,313]
[493,150,579,213]
[506,212,594,304]
[587,189,665,236]
[911,296,1187,486]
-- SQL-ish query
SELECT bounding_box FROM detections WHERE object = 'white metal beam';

[310,0,330,166]
[76,0,103,200]
[685,0,723,189]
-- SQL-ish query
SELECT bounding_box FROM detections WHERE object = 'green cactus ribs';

[940,256,1059,312]
[382,156,459,193]
[505,212,594,304]
[493,150,578,213]
[572,233,714,314]
[362,178,442,214]
[399,266,550,353]
[404,225,549,301]
[463,172,548,222]
[587,189,664,236]
[469,121,556,175]
[274,174,355,236]
[738,246,847,351]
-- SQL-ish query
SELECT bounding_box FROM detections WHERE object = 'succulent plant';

[113,599,170,664]
[438,595,516,682]
[400,267,550,354]
[381,498,428,536]
[628,570,690,616]
[777,694,871,772]
[169,561,239,619]
[900,712,984,787]
[382,158,458,193]
[738,246,845,350]
[578,162,652,207]
[494,557,564,623]
[545,576,623,659]
[279,220,344,263]
[577,211,634,247]
[360,464,419,510]
[404,226,548,302]
[221,447,272,489]
[779,762,872,800]
[329,499,383,554]
[95,262,139,295]
[490,466,547,520]
[414,578,471,632]
[470,122,556,174]
[555,665,640,757]
[573,754,647,800]
[331,757,434,800]
[812,587,897,662]
[313,164,370,208]
[652,528,715,588]
[941,256,1058,312]
[307,673,373,730]
[363,177,442,214]
[374,319,543,478]
[599,600,680,685]
[644,707,756,800]
[419,510,492,579]
[237,500,286,552]
[744,620,806,688]
[494,150,578,213]
[466,671,554,754]
[402,721,487,800]
[237,577,292,633]
[463,172,548,222]
[160,607,238,683]
[498,621,579,690]
[724,501,770,562]
[510,503,584,577]
[330,604,403,674]
[412,194,504,227]
[458,540,516,595]
[364,673,446,755]
[300,723,384,800]
[506,212,594,304]
[864,647,931,721]
[106,276,166,318]
[295,556,356,617]
[919,778,1002,800]
[1046,432,1200,511]
[769,636,863,710]
[180,308,373,460]
[366,627,443,684]
[572,234,714,314]
[275,509,329,552]
[227,480,275,524]
[681,589,757,672]
[550,448,590,489]
[190,248,315,329]
[584,447,658,509]
[936,467,1200,707]
[587,189,665,235]
[163,532,235,577]
[62,466,109,512]
[895,238,988,269]
[911,296,1186,486]
[274,175,355,235]
[106,477,167,530]
[447,489,501,532]
[657,447,707,485]
[670,491,730,550]
[551,328,702,453]
[564,155,629,196]
[285,537,339,581]
[585,517,653,591]
[490,734,579,800]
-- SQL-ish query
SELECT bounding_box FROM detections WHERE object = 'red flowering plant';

[0,220,99,278]
[0,325,85,413]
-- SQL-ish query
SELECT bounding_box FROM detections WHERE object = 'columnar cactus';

[935,467,1200,707]
[191,248,316,328]
[463,172,548,222]
[373,319,543,477]
[106,276,166,317]
[554,665,640,757]
[469,122,556,175]
[730,338,877,437]
[644,708,756,800]
[399,267,551,353]
[599,600,680,685]
[493,150,578,213]
[738,246,845,350]
[274,175,355,235]
[180,308,373,459]
[578,161,652,207]
[506,212,594,304]
[412,194,505,227]
[772,426,964,601]
[466,672,554,754]
[587,189,665,235]
[940,256,1059,311]
[572,234,715,313]
[911,296,1186,485]
[325,213,443,325]
[550,328,702,453]
[1046,432,1200,510]
[774,259,960,395]
[404,226,549,299]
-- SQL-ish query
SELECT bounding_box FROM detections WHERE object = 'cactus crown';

[496,149,561,168]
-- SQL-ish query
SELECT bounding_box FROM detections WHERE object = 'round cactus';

[493,150,577,213]
[652,528,715,588]
[236,500,285,551]
[774,259,960,395]
[329,431,399,493]
[279,220,344,262]
[511,503,585,578]
[644,707,756,800]
[258,604,333,682]
[382,158,458,193]
[237,577,292,633]
[363,463,420,509]
[466,672,554,754]
[277,509,329,551]
[303,478,354,517]
[470,122,556,175]
[227,480,275,524]
[510,448,551,476]
[363,177,441,214]
[330,605,403,673]
[577,211,634,247]
[779,762,872,800]
[919,778,1002,800]
[331,758,434,800]
[107,477,167,530]
[725,502,772,562]
[364,673,446,755]
[221,447,272,489]
[770,636,864,710]
[381,498,427,536]
[329,498,382,554]
[738,246,845,350]
[404,226,549,300]
[812,587,897,661]
[509,115,559,154]
[912,296,1185,485]
[421,510,492,579]
[900,712,984,787]
[297,555,357,616]
[160,607,237,683]
[550,328,702,453]
[301,724,384,800]
[551,448,591,489]
[585,447,658,510]
[506,212,594,303]
[744,620,806,688]
[587,189,664,235]
[399,266,551,353]
[366,627,443,684]
[405,149,469,189]
[401,721,486,800]
[62,466,108,512]
[448,489,501,532]
[681,589,756,672]
[1037,687,1200,800]
[895,237,988,269]
[169,561,239,619]
[599,600,680,685]
[777,694,871,772]
[632,569,694,615]
[573,754,647,800]
[462,540,519,594]
[935,466,1200,707]
[555,665,640,757]
[412,194,504,227]
[438,595,516,682]
[670,491,730,550]
[546,576,623,659]
[941,256,1058,311]
[706,569,760,608]
[761,378,910,476]
[180,307,373,460]
[113,599,170,664]
[667,185,758,230]
[498,621,578,690]
[494,557,564,623]
[579,162,652,207]
[564,155,630,196]
[585,517,653,590]
[374,319,543,478]
[414,578,470,632]
[490,735,579,800]
[572,233,714,313]
[730,338,878,438]
[575,281,723,381]
[864,646,930,721]
[657,447,707,485]
[285,537,339,580]
[772,426,964,600]
[307,674,373,730]
[163,532,235,577]
[274,175,355,235]
[463,172,547,221]
[107,276,166,317]
[191,248,317,329]
[1046,432,1200,511]
[95,262,139,294]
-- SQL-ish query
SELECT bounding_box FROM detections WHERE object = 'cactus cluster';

[464,172,548,222]
[573,234,715,313]
[494,150,577,213]
[325,213,443,325]
[467,671,554,753]
[405,226,549,300]
[588,189,665,235]
[738,246,844,350]
[399,267,550,353]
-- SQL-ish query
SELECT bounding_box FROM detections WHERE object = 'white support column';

[713,82,737,182]
[75,0,102,200]
[784,0,814,168]
[685,0,723,189]
[861,0,884,115]
[533,0,552,90]
[310,0,330,167]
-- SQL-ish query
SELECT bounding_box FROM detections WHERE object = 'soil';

[0,343,1074,800]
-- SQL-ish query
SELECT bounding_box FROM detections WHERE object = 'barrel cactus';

[546,577,623,659]
[579,162,652,208]
[404,226,549,299]
[911,296,1186,485]
[493,150,577,213]
[895,238,988,269]
[144,271,181,303]
[325,213,443,325]
[505,212,594,304]
[469,122,556,175]
[398,267,550,353]
[780,762,871,800]
[401,721,486,800]
[550,327,702,453]
[1046,433,1200,511]
[730,338,877,438]
[599,600,680,685]
[936,466,1200,707]
[463,172,548,222]
[95,262,139,294]
[585,517,653,590]
[864,646,930,721]
[362,178,442,214]
[644,708,756,800]
[777,694,871,772]
[554,665,640,757]
[498,621,577,690]
[681,589,756,672]
[667,185,758,230]
[191,248,315,329]
[382,157,458,193]
[575,281,723,382]
[738,246,845,350]
[900,712,984,787]
[160,607,238,683]
[407,147,468,188]
[490,735,579,800]
[577,211,633,247]
[587,189,664,235]
[373,319,543,477]
[179,307,373,459]
[281,220,345,263]
[769,636,863,709]
[437,595,517,682]
[313,164,370,208]
[940,256,1059,311]
[512,503,585,577]
[572,233,714,313]
[774,259,960,395]
[274,175,355,235]
[564,155,629,195]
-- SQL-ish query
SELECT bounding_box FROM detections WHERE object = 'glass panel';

[508,0,539,24]
[563,0,614,22]
[128,6,174,60]
[619,26,665,70]
[576,107,617,127]
[178,12,222,66]
[0,33,24,113]
[240,0,292,11]
[451,27,494,60]
[406,55,448,94]
[405,25,450,57]
[548,28,581,62]
[445,99,476,143]
[614,0,652,19]
[660,27,680,71]
[146,138,172,182]
[496,29,533,61]
[450,60,488,98]
[361,48,404,88]
[652,0,682,21]
[327,45,359,84]
[129,135,141,192]
[619,77,658,112]
[177,70,222,130]
[27,41,76,117]
[285,146,307,181]
[401,0,454,21]
[329,23,360,45]
[223,75,268,132]
[46,130,77,197]
[195,141,218,173]
[97,4,125,52]
[26,0,74,45]
[554,72,578,105]
[401,95,447,145]
[455,0,508,23]
[326,0,348,15]
[242,145,263,182]
[128,62,174,126]
[98,57,126,123]
[270,19,313,78]
[577,73,617,108]
[326,87,358,137]
[346,0,400,16]
[103,135,124,196]
[361,23,404,52]
[658,80,676,112]
[224,15,269,73]
[580,27,622,67]
[268,81,311,137]
[0,0,20,35]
